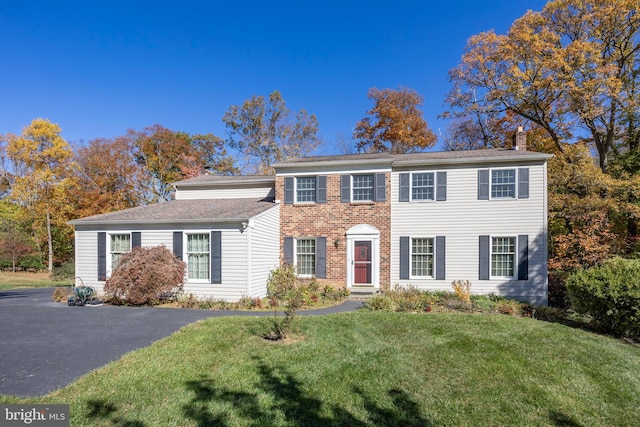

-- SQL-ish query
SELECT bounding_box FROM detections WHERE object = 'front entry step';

[349,286,381,300]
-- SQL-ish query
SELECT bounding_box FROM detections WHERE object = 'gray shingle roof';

[172,174,274,186]
[69,198,276,226]
[273,148,552,169]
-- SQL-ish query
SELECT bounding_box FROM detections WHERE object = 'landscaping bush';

[51,261,75,281]
[566,257,640,339]
[104,246,186,305]
[266,263,303,339]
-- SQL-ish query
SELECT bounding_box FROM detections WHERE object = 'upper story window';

[110,233,131,271]
[478,168,529,200]
[284,176,326,204]
[399,171,446,202]
[352,175,374,201]
[296,176,316,203]
[412,173,435,201]
[491,169,516,199]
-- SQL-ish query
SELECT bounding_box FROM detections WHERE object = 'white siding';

[176,186,274,200]
[247,205,280,298]
[391,161,548,305]
[74,231,102,292]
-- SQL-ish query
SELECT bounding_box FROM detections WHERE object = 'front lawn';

[0,271,67,290]
[2,311,639,426]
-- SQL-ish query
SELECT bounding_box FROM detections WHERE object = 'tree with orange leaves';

[354,87,436,154]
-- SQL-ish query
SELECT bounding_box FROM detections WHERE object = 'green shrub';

[566,257,640,339]
[266,263,303,339]
[51,261,75,281]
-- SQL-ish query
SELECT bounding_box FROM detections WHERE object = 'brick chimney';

[512,126,526,150]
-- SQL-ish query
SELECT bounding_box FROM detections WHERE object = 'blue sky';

[0,1,548,154]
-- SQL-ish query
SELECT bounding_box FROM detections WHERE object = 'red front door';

[354,241,372,284]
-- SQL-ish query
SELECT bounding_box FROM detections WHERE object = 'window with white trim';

[411,237,434,277]
[187,233,210,280]
[296,238,316,276]
[491,236,515,277]
[296,176,316,203]
[412,172,435,201]
[110,234,131,271]
[491,169,516,199]
[352,175,374,201]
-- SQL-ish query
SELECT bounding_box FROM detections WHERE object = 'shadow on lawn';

[85,399,146,427]
[182,357,433,427]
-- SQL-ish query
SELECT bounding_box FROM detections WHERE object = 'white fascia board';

[392,154,553,168]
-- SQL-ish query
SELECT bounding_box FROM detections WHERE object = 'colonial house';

[69,130,552,304]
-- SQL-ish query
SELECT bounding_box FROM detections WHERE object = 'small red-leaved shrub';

[105,246,186,305]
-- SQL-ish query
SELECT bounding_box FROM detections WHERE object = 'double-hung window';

[352,175,374,201]
[110,234,131,271]
[491,169,516,199]
[187,233,210,281]
[412,173,435,201]
[296,238,316,276]
[491,236,515,277]
[296,176,316,203]
[411,238,434,277]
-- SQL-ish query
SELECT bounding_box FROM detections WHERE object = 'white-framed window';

[412,172,435,201]
[491,169,516,199]
[186,233,210,281]
[411,237,434,277]
[352,174,374,201]
[491,236,515,277]
[296,176,316,203]
[296,238,316,276]
[109,233,131,271]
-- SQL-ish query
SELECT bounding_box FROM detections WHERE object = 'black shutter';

[132,232,141,249]
[435,236,446,280]
[478,169,490,200]
[375,173,386,202]
[173,232,183,260]
[340,175,351,203]
[284,177,294,204]
[284,237,294,265]
[400,236,410,280]
[316,237,326,279]
[97,232,106,281]
[211,231,222,284]
[317,176,327,204]
[436,172,447,201]
[518,235,529,280]
[518,168,529,199]
[479,235,490,280]
[399,173,410,202]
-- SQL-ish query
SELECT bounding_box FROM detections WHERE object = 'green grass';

[2,311,639,426]
[0,271,67,290]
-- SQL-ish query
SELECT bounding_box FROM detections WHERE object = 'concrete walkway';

[0,287,362,397]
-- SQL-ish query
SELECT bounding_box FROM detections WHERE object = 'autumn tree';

[447,0,640,171]
[70,136,148,218]
[354,87,436,154]
[6,118,77,272]
[223,91,319,174]
[128,125,237,202]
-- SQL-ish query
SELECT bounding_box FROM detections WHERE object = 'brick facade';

[276,173,391,289]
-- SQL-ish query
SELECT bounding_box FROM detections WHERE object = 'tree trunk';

[47,211,53,273]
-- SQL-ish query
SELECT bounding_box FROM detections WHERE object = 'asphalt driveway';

[0,287,362,397]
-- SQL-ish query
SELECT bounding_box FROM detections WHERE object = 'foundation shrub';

[566,257,640,339]
[104,246,186,306]
[51,286,73,302]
